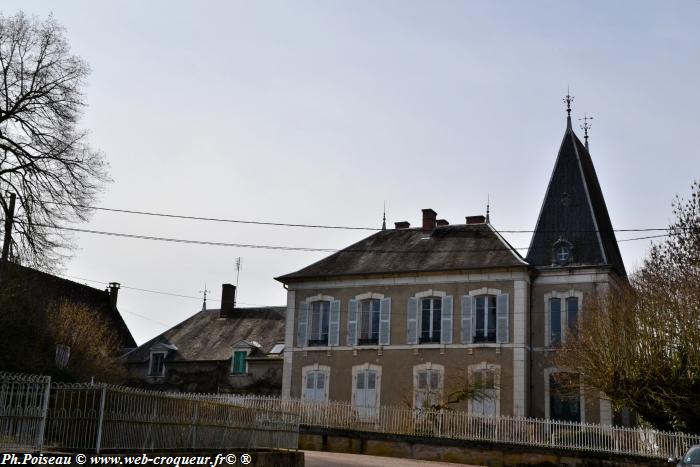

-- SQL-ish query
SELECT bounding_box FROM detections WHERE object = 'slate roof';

[123,306,286,363]
[276,223,527,282]
[1,261,136,348]
[526,121,627,276]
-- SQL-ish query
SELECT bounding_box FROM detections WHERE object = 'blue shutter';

[297,302,308,347]
[379,298,391,345]
[347,299,358,346]
[496,293,509,344]
[461,295,473,344]
[441,296,453,344]
[329,300,341,346]
[407,298,418,344]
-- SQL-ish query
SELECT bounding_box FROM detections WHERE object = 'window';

[358,299,380,345]
[353,365,381,420]
[231,350,247,374]
[549,372,581,422]
[420,297,441,343]
[471,369,498,417]
[308,301,330,346]
[413,364,443,409]
[566,297,579,335]
[302,367,329,402]
[149,352,165,376]
[474,296,497,343]
[549,298,562,346]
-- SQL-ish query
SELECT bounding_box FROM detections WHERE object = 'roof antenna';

[579,113,593,150]
[382,202,387,230]
[563,86,574,130]
[199,283,210,311]
[486,194,491,224]
[235,257,241,308]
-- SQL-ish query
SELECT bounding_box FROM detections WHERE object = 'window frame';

[352,363,382,420]
[358,299,381,345]
[473,295,497,343]
[301,364,331,402]
[231,350,249,375]
[148,351,166,377]
[544,367,585,422]
[413,363,444,410]
[307,300,331,346]
[419,297,442,344]
[544,290,583,348]
[468,362,501,417]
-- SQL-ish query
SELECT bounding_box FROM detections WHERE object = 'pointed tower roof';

[526,118,626,277]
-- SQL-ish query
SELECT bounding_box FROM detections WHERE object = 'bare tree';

[0,12,108,269]
[556,181,700,433]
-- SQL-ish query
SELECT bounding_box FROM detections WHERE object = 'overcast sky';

[3,1,699,345]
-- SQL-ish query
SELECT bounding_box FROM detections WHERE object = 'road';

[303,451,483,467]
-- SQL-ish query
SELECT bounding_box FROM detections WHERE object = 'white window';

[308,301,330,346]
[420,297,442,343]
[468,363,500,417]
[474,296,497,343]
[352,364,381,420]
[545,291,583,347]
[413,363,443,409]
[302,365,330,402]
[358,299,380,345]
[149,352,165,376]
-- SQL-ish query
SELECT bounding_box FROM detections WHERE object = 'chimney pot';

[436,219,449,226]
[394,221,410,229]
[422,209,437,232]
[466,215,486,224]
[108,282,120,308]
[220,284,236,318]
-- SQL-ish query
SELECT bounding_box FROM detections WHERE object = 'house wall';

[284,268,531,416]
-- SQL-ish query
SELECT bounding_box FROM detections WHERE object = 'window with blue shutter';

[461,295,473,344]
[379,298,391,345]
[496,293,509,344]
[347,299,358,346]
[441,296,453,344]
[407,298,418,344]
[231,351,247,374]
[297,302,309,347]
[328,300,341,346]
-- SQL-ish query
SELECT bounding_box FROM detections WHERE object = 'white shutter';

[347,299,358,346]
[441,295,453,344]
[496,293,509,344]
[329,300,341,346]
[407,297,418,344]
[379,298,391,345]
[297,302,309,347]
[461,295,473,344]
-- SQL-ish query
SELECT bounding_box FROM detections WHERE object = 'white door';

[354,369,379,419]
[304,371,327,401]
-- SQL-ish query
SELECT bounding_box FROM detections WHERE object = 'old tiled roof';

[123,307,285,363]
[2,261,136,348]
[526,123,627,276]
[276,223,527,282]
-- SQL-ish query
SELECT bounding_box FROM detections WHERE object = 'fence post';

[94,385,107,454]
[35,376,51,452]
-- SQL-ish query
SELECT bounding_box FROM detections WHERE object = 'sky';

[2,1,699,345]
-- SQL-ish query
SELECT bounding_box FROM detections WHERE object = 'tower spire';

[579,113,593,150]
[199,283,210,311]
[486,194,490,224]
[382,202,386,230]
[563,87,574,130]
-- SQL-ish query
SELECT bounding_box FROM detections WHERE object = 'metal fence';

[227,394,700,460]
[0,373,298,453]
[0,372,51,452]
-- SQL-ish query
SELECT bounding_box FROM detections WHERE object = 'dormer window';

[149,352,166,376]
[552,238,574,266]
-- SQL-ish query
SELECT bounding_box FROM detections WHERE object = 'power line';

[32,222,670,254]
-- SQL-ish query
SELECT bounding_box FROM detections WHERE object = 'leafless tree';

[556,181,700,433]
[0,12,108,269]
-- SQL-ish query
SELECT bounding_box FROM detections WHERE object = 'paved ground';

[303,451,483,467]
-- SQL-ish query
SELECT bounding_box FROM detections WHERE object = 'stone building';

[124,284,285,394]
[275,107,626,423]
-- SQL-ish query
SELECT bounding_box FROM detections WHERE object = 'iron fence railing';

[0,373,298,453]
[225,394,700,460]
[0,372,51,452]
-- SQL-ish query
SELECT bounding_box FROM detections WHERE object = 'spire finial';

[486,194,490,224]
[563,86,574,129]
[199,283,211,311]
[382,202,386,230]
[579,113,593,150]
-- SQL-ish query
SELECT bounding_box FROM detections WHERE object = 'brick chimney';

[436,219,449,226]
[466,215,486,224]
[220,283,236,318]
[108,282,120,309]
[422,209,437,232]
[394,221,410,229]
